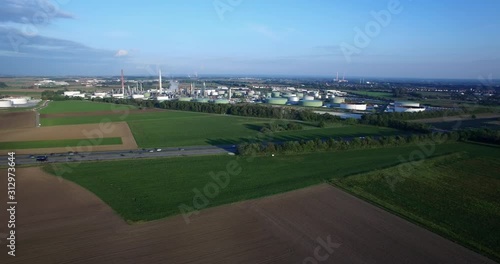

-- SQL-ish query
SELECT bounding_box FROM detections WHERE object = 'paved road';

[3,145,237,165]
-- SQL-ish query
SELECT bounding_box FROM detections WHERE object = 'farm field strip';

[3,168,494,263]
[0,122,137,154]
[43,142,487,223]
[331,151,500,261]
[40,105,402,148]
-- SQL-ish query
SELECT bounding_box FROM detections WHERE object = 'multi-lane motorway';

[5,145,237,165]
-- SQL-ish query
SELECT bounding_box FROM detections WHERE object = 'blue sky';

[0,0,499,78]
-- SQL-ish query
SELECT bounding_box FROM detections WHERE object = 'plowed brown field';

[0,112,35,130]
[0,168,494,264]
[0,122,137,154]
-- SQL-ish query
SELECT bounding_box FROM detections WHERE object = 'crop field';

[427,117,500,131]
[331,146,500,261]
[346,90,393,98]
[41,108,401,147]
[40,100,137,114]
[43,142,483,223]
[0,137,122,150]
[3,167,493,264]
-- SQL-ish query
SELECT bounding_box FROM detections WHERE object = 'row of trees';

[260,121,303,134]
[237,129,499,156]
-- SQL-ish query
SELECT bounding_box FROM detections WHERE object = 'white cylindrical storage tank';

[218,90,226,95]
[340,103,367,111]
[332,97,345,104]
[248,90,255,96]
[9,98,28,105]
[132,94,145,99]
[157,96,170,101]
[0,100,13,107]
[288,96,300,102]
[304,95,315,101]
[395,101,420,108]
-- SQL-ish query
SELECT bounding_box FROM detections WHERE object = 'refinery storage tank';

[143,92,151,98]
[213,99,230,104]
[248,91,255,96]
[395,101,421,108]
[218,91,226,95]
[9,97,28,105]
[303,95,315,101]
[195,98,210,103]
[266,98,288,105]
[297,93,304,98]
[340,103,367,111]
[332,97,345,104]
[0,100,13,108]
[132,94,145,99]
[394,101,425,112]
[299,100,323,107]
[157,96,170,101]
[272,91,281,98]
[178,97,192,102]
[288,96,300,102]
[266,92,273,98]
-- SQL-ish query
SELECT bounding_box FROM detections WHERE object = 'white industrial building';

[394,101,426,113]
[340,103,367,111]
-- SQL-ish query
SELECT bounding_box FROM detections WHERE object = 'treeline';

[41,90,84,101]
[359,115,432,133]
[260,121,303,133]
[237,129,499,156]
[377,106,493,121]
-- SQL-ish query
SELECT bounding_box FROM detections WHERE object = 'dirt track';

[0,168,494,263]
[0,122,138,154]
[0,112,35,130]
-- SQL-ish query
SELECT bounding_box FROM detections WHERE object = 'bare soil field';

[0,112,35,130]
[41,108,163,118]
[0,168,494,264]
[0,122,137,154]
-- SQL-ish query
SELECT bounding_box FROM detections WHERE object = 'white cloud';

[115,49,129,57]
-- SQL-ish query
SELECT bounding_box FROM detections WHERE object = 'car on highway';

[36,155,48,162]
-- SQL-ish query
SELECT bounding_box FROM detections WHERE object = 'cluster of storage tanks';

[0,97,29,108]
[265,91,324,107]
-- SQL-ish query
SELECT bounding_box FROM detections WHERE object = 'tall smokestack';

[336,72,339,82]
[121,69,125,95]
[159,69,162,91]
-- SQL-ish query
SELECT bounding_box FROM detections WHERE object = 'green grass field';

[0,137,122,150]
[346,90,394,98]
[40,101,137,114]
[43,142,485,223]
[42,109,401,147]
[331,146,500,261]
[426,118,500,131]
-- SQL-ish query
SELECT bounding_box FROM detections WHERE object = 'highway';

[4,145,237,165]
